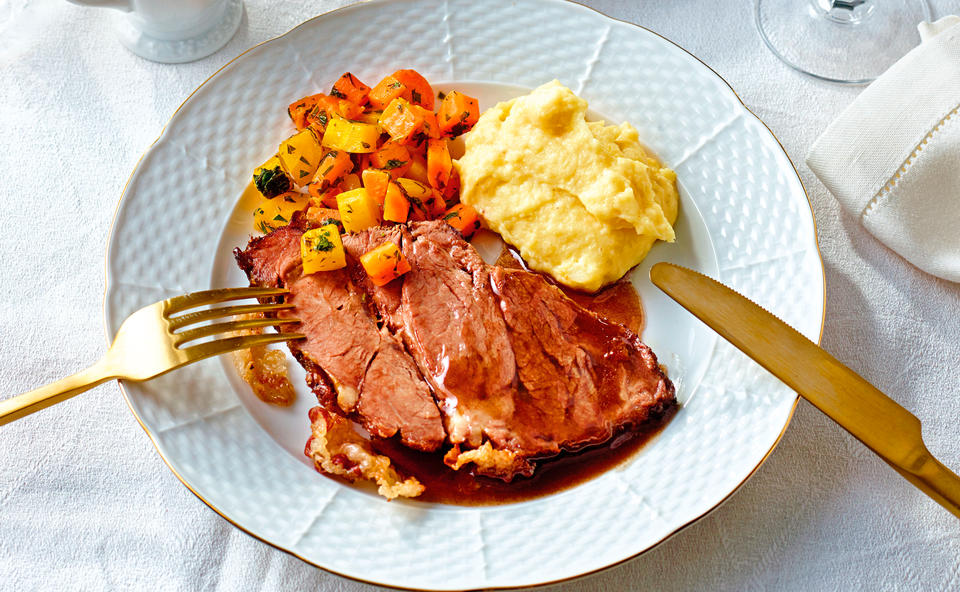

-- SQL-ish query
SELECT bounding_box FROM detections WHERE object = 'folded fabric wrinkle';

[807,16,960,282]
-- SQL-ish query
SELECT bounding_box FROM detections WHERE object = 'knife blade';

[650,262,960,518]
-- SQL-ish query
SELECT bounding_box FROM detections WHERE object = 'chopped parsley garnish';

[311,232,335,252]
[383,159,407,170]
[330,87,347,99]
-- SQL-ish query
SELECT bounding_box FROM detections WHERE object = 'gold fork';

[0,287,303,426]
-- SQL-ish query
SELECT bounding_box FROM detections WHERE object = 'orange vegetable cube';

[438,91,479,137]
[288,94,323,130]
[441,167,461,202]
[427,139,452,188]
[370,141,411,179]
[368,75,407,110]
[382,181,409,223]
[360,241,411,287]
[443,203,481,237]
[378,98,418,144]
[308,181,343,209]
[306,95,364,135]
[362,168,392,205]
[428,188,447,218]
[379,98,438,145]
[392,69,435,110]
[330,72,371,106]
[396,178,433,219]
[312,150,353,190]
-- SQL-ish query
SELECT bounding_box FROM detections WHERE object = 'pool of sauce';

[361,248,662,506]
[371,406,675,505]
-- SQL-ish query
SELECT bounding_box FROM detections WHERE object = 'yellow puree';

[456,81,678,292]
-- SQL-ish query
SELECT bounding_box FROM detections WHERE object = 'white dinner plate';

[104,1,825,589]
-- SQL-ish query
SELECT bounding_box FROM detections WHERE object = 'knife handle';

[889,451,960,519]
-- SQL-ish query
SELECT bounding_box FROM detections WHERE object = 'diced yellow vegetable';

[253,191,310,234]
[355,110,383,126]
[301,224,347,273]
[278,129,324,187]
[322,117,380,153]
[336,187,381,233]
[405,150,430,185]
[341,173,362,191]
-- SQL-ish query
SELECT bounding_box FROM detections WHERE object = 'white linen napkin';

[807,16,960,282]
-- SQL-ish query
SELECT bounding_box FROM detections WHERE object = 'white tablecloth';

[2,1,959,590]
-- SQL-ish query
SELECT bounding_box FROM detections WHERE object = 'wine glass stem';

[813,0,875,24]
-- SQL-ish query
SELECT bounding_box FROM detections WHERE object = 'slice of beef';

[235,225,445,452]
[491,267,674,455]
[348,221,675,476]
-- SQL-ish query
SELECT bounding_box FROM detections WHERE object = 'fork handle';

[0,359,116,426]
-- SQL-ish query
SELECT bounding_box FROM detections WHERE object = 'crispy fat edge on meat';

[306,407,424,500]
[443,443,535,481]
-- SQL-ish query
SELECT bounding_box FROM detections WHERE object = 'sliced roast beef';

[235,225,445,452]
[236,219,675,480]
[381,221,674,464]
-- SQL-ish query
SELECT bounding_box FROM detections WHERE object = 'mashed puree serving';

[456,81,679,292]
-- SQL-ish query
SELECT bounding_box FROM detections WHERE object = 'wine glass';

[756,0,933,84]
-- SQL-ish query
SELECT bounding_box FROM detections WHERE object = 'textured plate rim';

[101,1,826,589]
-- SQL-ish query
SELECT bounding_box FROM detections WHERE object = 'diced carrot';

[378,98,418,144]
[331,72,371,106]
[370,141,411,179]
[428,188,447,218]
[379,99,439,145]
[383,181,409,223]
[427,139,452,189]
[392,69,435,110]
[437,91,479,137]
[362,169,392,206]
[306,95,364,135]
[309,181,343,209]
[443,203,481,237]
[355,153,372,174]
[415,105,440,141]
[396,178,433,219]
[312,150,353,190]
[360,241,412,287]
[368,75,407,110]
[288,94,323,130]
[440,167,461,203]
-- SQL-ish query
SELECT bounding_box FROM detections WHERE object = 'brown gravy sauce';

[356,247,661,506]
[373,407,674,505]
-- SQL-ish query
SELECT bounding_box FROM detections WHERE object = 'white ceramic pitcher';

[67,0,244,63]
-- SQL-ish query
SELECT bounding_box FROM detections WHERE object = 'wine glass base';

[756,0,932,84]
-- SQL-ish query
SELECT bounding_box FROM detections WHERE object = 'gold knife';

[650,262,960,518]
